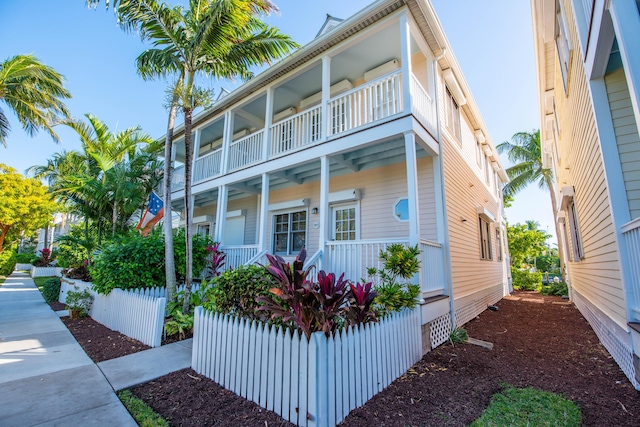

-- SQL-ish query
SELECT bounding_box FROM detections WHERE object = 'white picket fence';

[30,266,63,278]
[90,289,167,347]
[192,307,422,427]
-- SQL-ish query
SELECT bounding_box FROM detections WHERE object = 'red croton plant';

[258,248,378,339]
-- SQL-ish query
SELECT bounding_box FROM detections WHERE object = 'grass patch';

[470,384,581,427]
[33,276,55,293]
[117,390,169,427]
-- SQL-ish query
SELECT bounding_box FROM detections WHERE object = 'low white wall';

[30,266,63,278]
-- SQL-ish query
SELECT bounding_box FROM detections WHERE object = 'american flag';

[137,192,164,236]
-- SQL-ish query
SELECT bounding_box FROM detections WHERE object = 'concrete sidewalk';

[0,272,136,426]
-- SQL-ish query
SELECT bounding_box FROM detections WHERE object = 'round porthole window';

[394,198,409,221]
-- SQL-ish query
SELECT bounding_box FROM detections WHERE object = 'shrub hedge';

[0,250,17,276]
[42,278,62,303]
[511,269,542,291]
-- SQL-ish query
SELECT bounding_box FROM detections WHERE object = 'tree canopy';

[0,164,58,251]
[507,222,550,268]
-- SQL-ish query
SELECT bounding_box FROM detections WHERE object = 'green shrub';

[0,250,17,276]
[205,264,274,321]
[449,327,469,344]
[90,229,212,295]
[165,310,194,339]
[511,268,542,291]
[65,287,94,316]
[55,223,98,268]
[15,253,38,264]
[42,278,62,302]
[540,281,568,296]
[117,390,169,427]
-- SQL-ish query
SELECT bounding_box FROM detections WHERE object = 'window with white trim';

[479,217,493,260]
[476,139,483,166]
[445,87,461,141]
[394,198,409,222]
[332,204,358,241]
[484,154,491,184]
[496,229,503,261]
[567,199,584,260]
[273,210,307,255]
[556,0,573,91]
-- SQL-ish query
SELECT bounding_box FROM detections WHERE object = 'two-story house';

[531,0,640,388]
[167,0,510,351]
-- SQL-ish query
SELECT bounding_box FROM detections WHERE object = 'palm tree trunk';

[182,105,194,313]
[546,177,567,282]
[164,96,179,304]
[112,202,118,238]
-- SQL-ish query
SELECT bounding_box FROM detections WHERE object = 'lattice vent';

[573,291,639,389]
[430,313,452,349]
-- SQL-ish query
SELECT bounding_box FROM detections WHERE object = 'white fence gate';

[192,307,422,427]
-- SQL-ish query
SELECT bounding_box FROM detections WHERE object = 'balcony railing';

[270,105,322,157]
[622,218,640,320]
[194,148,222,183]
[328,70,403,137]
[420,239,446,296]
[221,245,259,270]
[171,165,185,192]
[411,75,437,135]
[324,238,409,284]
[228,130,264,171]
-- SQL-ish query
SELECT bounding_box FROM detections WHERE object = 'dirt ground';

[61,292,640,426]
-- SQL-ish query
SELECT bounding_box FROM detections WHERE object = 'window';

[567,200,584,260]
[555,0,573,91]
[394,198,409,221]
[273,210,307,255]
[484,154,491,184]
[496,229,503,261]
[445,87,461,141]
[196,224,210,237]
[479,217,493,260]
[333,204,358,241]
[476,139,483,166]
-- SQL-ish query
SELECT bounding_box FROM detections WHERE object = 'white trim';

[476,206,496,222]
[226,209,246,218]
[330,202,360,241]
[442,69,467,106]
[621,217,640,234]
[271,208,309,256]
[393,197,410,223]
[560,185,575,210]
[193,215,214,224]
[328,189,361,204]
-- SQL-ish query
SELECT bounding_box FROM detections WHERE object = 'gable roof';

[316,14,345,38]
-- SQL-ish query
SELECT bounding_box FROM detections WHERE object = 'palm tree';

[0,54,71,147]
[497,130,566,280]
[117,0,298,310]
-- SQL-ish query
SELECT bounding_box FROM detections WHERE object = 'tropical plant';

[65,287,94,317]
[203,242,226,280]
[42,277,62,303]
[116,0,299,310]
[366,244,422,317]
[449,327,469,344]
[33,248,53,267]
[497,130,567,280]
[0,164,58,251]
[165,310,194,340]
[344,281,378,326]
[15,253,38,264]
[0,54,71,147]
[0,250,16,276]
[511,269,543,291]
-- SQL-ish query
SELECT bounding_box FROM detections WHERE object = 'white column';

[263,88,274,160]
[215,185,229,244]
[404,132,420,246]
[220,111,234,175]
[258,173,270,252]
[609,0,640,125]
[322,56,331,140]
[318,156,330,270]
[399,12,413,114]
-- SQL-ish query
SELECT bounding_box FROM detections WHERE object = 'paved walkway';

[0,272,136,426]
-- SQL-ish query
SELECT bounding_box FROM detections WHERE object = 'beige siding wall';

[552,0,627,327]
[193,195,259,244]
[605,68,640,220]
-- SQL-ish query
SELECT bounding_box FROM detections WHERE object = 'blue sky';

[0,0,555,241]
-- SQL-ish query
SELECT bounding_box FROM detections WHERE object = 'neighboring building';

[168,0,510,351]
[531,0,640,388]
[35,212,82,253]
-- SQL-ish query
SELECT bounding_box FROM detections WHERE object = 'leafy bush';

[449,327,469,344]
[55,223,97,268]
[42,278,61,302]
[165,310,194,340]
[511,268,542,291]
[367,244,422,317]
[90,229,212,295]
[204,264,273,321]
[62,265,93,282]
[257,248,378,338]
[33,248,53,267]
[15,253,38,264]
[65,287,94,316]
[0,250,16,276]
[540,281,568,297]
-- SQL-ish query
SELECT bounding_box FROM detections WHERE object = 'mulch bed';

[128,292,640,425]
[48,301,66,311]
[61,316,151,363]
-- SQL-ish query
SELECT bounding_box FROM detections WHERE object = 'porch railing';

[622,218,640,320]
[221,245,259,270]
[328,71,403,137]
[420,239,446,296]
[171,165,185,192]
[411,75,437,135]
[194,148,222,183]
[324,239,409,284]
[270,106,322,157]
[228,131,264,171]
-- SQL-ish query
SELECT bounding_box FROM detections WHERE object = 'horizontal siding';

[552,0,627,327]
[605,68,640,220]
[544,42,555,91]
[193,196,259,245]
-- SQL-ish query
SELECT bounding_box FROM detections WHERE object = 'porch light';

[312,207,319,215]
